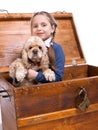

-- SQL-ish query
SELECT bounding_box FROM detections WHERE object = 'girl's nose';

[37,25,42,30]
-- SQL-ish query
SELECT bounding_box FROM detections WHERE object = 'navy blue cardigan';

[35,42,65,83]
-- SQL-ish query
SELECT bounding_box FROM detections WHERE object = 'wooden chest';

[0,12,98,130]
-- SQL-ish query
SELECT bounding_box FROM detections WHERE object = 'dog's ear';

[41,54,50,71]
[22,49,30,68]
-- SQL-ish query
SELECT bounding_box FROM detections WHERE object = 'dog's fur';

[9,36,55,87]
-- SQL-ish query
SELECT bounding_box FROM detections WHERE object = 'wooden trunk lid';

[0,12,86,72]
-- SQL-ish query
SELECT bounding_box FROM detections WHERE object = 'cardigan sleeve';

[35,43,65,83]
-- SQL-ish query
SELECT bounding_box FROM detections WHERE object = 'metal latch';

[75,86,90,111]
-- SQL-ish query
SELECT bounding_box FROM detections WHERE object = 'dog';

[9,36,55,87]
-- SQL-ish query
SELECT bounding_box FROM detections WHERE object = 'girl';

[27,11,65,83]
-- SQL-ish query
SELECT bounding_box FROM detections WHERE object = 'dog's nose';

[33,50,38,54]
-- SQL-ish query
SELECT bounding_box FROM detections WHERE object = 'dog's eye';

[39,46,42,50]
[29,46,32,49]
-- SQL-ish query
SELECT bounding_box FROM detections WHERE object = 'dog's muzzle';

[33,50,38,56]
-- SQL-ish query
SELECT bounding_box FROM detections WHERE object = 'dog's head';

[22,36,48,68]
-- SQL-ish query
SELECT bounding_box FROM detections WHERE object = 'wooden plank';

[0,78,17,130]
[18,103,98,130]
[14,76,98,118]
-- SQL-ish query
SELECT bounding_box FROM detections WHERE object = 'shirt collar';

[44,37,53,48]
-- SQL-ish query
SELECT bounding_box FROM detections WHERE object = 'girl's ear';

[51,25,55,33]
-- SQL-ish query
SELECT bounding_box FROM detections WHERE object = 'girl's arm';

[35,43,65,83]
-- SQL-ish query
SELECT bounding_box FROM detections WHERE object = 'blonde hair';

[30,11,57,42]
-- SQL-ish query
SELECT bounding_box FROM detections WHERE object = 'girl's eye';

[42,24,47,27]
[33,25,38,28]
[32,24,38,28]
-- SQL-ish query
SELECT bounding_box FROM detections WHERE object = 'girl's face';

[31,15,55,41]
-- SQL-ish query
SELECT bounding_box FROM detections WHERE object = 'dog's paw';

[16,69,27,82]
[43,69,55,81]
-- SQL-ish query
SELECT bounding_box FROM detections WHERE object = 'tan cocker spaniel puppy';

[9,36,55,87]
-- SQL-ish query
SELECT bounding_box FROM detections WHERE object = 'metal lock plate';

[75,86,90,111]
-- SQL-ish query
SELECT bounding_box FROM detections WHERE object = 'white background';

[0,0,98,127]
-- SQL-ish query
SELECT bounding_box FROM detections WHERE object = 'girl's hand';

[27,69,38,80]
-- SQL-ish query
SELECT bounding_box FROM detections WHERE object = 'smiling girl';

[27,11,65,83]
